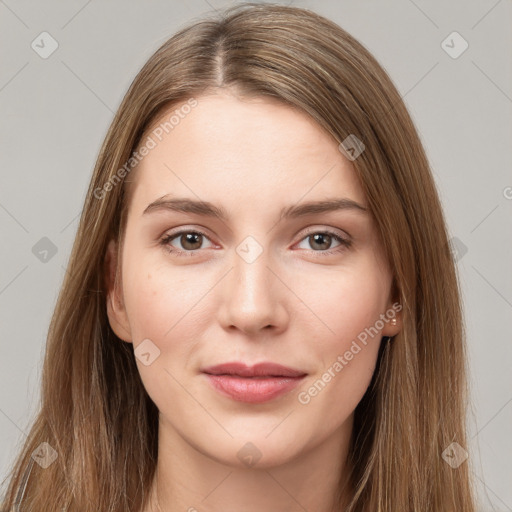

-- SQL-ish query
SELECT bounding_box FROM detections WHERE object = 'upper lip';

[201,362,307,378]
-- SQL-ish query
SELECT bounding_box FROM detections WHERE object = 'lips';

[201,362,307,378]
[201,362,307,403]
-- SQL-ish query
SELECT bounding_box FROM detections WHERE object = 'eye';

[160,229,214,256]
[159,227,352,258]
[295,230,351,256]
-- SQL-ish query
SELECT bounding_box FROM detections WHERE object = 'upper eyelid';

[296,225,350,240]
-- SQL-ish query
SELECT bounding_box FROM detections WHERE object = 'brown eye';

[160,230,214,256]
[308,233,335,251]
[296,231,350,253]
[179,232,203,250]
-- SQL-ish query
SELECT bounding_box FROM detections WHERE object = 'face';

[105,89,401,468]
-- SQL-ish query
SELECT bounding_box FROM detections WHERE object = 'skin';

[105,89,402,512]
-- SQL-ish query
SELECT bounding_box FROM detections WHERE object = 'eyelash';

[159,228,352,258]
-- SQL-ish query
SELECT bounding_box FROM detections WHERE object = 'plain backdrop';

[0,0,511,509]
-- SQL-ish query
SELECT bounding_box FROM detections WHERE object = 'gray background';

[1,0,511,509]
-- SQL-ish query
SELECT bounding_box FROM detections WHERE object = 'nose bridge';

[219,236,287,334]
[233,242,274,311]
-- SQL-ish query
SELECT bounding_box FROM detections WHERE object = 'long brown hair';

[1,3,477,511]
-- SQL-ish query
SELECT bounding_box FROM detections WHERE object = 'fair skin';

[105,89,402,512]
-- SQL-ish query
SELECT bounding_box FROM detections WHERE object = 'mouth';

[201,362,307,403]
[201,361,307,378]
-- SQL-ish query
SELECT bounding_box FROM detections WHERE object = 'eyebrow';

[142,196,369,221]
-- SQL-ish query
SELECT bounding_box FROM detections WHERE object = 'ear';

[104,239,133,343]
[381,281,403,338]
[381,299,403,338]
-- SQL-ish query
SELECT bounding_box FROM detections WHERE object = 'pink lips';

[201,362,307,404]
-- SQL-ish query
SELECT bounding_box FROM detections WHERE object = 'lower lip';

[203,374,306,403]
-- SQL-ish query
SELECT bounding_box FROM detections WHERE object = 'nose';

[217,248,289,337]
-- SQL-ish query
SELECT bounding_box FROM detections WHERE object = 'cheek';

[121,257,213,404]
[313,301,383,404]
[294,256,390,353]
[293,256,389,411]
[123,269,170,341]
[294,302,385,439]
[122,251,218,359]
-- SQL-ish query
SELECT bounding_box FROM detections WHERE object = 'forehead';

[127,91,366,216]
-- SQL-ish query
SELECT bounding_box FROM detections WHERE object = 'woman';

[1,3,477,511]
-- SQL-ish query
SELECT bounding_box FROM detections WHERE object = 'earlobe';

[104,239,133,343]
[382,299,403,338]
[384,314,402,338]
